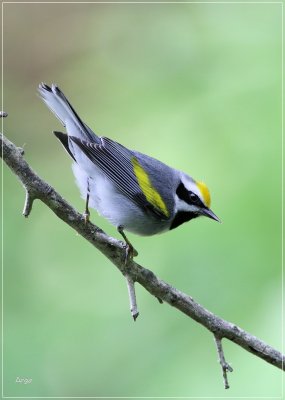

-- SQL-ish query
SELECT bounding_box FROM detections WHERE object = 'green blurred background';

[2,1,283,397]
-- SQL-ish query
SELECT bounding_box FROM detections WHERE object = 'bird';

[38,83,220,260]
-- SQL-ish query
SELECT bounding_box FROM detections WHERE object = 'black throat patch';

[170,211,198,230]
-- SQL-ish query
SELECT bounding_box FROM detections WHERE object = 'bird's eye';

[189,192,199,204]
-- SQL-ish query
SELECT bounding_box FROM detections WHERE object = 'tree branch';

[1,131,284,389]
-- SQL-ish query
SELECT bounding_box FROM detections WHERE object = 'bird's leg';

[83,178,90,224]
[83,193,90,223]
[117,225,138,263]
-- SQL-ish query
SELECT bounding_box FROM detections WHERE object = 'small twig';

[0,111,8,118]
[214,334,233,389]
[23,189,36,217]
[126,274,139,321]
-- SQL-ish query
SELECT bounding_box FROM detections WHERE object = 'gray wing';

[70,136,170,220]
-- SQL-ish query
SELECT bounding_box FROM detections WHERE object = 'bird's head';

[170,172,220,230]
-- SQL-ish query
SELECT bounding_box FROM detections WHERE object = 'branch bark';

[1,132,284,388]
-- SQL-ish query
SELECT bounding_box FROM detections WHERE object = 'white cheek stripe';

[175,195,199,213]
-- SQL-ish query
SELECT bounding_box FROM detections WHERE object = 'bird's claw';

[83,210,90,224]
[124,243,138,265]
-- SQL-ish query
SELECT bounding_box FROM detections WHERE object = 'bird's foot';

[82,209,90,224]
[118,225,138,265]
[123,243,138,265]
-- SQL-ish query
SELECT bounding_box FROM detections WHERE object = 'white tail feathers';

[38,83,80,127]
[38,83,99,142]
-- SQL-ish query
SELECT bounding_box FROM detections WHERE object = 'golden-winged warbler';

[39,83,220,258]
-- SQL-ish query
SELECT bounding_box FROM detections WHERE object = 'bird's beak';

[201,208,221,223]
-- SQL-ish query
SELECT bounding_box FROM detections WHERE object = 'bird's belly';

[95,179,170,236]
[72,164,170,236]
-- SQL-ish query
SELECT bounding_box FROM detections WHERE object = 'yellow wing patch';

[131,157,169,218]
[196,181,211,208]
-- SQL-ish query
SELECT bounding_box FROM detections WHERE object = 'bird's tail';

[38,83,99,143]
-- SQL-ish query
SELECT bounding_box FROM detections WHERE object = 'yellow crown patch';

[196,181,211,208]
[131,157,169,218]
